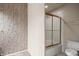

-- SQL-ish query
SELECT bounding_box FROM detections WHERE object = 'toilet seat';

[65,48,78,56]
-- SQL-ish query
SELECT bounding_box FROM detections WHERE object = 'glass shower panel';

[53,31,60,44]
[53,17,60,30]
[45,15,52,30]
[45,13,61,47]
[45,15,53,46]
[53,17,60,44]
[45,31,53,46]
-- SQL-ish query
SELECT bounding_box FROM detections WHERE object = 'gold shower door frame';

[45,13,62,47]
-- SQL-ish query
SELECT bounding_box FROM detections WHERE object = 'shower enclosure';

[45,13,62,55]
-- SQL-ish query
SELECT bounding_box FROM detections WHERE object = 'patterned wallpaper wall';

[0,4,27,55]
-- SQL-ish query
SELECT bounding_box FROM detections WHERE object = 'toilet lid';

[65,48,78,56]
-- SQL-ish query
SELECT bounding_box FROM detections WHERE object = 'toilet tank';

[67,40,79,51]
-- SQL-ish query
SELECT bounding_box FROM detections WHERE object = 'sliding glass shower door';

[45,13,61,47]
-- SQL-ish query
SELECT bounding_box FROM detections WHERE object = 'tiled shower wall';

[0,4,27,55]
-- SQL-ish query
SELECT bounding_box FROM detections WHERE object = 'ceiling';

[45,3,65,12]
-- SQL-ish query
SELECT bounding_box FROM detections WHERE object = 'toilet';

[65,48,78,56]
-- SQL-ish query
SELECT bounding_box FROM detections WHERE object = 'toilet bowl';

[65,48,78,56]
